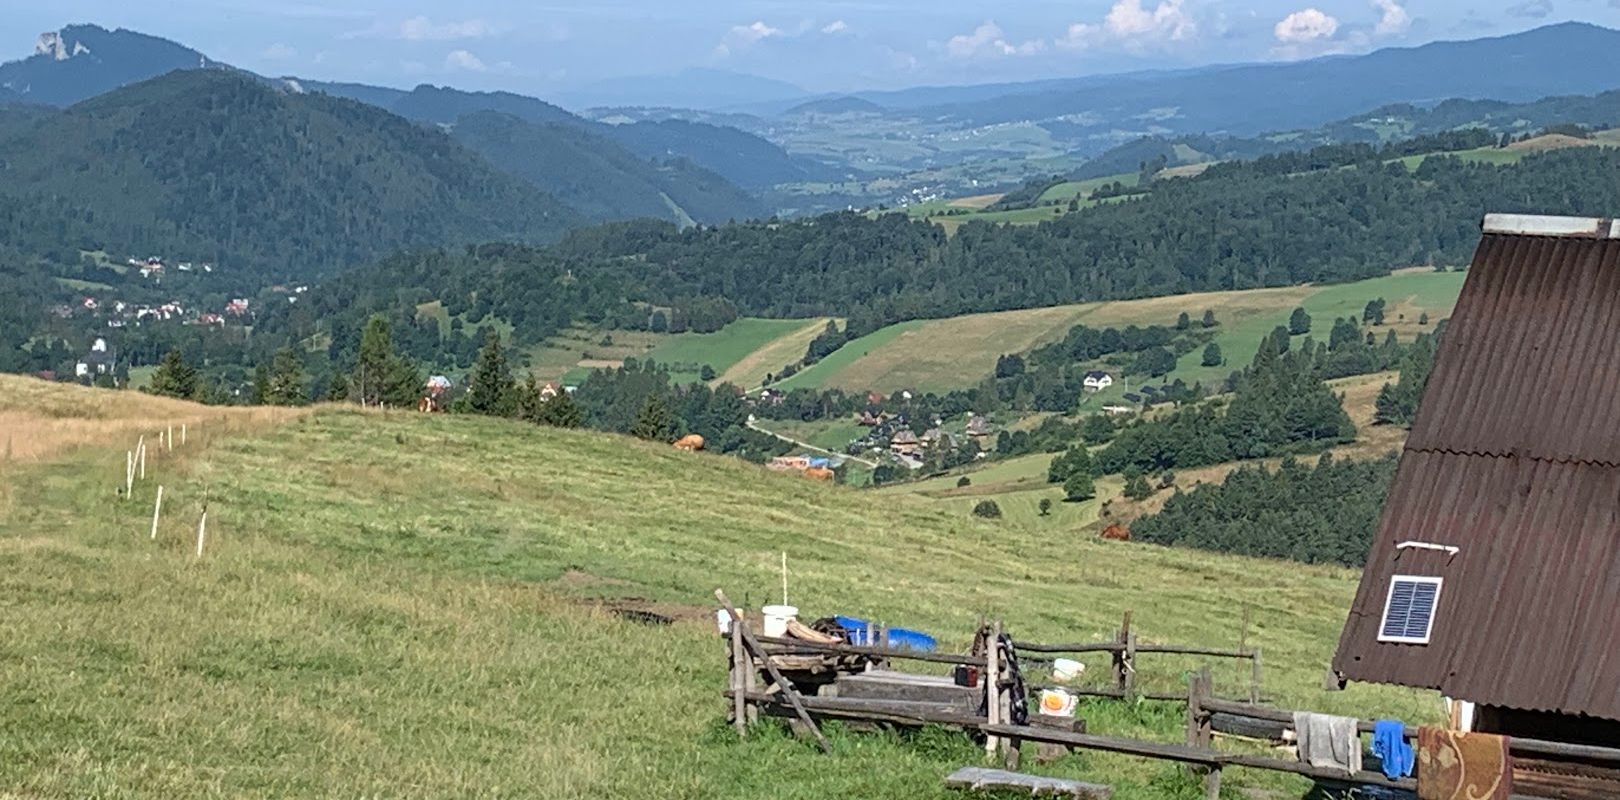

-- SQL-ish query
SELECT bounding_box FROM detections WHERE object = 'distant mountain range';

[555,68,811,111]
[0,70,580,282]
[0,24,828,205]
[874,22,1620,152]
[1076,85,1620,180]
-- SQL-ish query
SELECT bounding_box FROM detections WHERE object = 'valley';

[5,12,1620,800]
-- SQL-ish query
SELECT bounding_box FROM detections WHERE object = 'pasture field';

[645,318,831,385]
[775,270,1464,395]
[522,318,827,386]
[0,376,1437,798]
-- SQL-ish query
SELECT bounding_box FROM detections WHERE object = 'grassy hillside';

[777,270,1464,395]
[0,376,1437,797]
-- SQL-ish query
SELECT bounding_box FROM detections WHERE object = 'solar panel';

[1378,576,1443,644]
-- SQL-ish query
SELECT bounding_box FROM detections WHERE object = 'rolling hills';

[449,111,765,225]
[0,70,579,282]
[0,376,1435,798]
[0,24,218,107]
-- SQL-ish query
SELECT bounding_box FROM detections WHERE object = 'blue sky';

[6,1,1618,98]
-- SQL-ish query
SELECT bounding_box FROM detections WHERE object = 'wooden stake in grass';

[125,451,134,499]
[138,441,147,481]
[166,424,173,452]
[182,423,187,446]
[149,485,164,539]
[781,551,789,607]
[195,505,208,558]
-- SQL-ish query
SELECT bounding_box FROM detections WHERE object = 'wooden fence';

[1014,610,1263,704]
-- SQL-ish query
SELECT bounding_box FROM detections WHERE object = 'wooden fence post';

[1249,647,1263,705]
[125,451,133,499]
[1113,610,1133,695]
[1186,667,1220,799]
[985,621,1002,759]
[1123,617,1138,699]
[730,619,747,737]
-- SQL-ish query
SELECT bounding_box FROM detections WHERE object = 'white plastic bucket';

[1052,658,1085,682]
[762,604,798,637]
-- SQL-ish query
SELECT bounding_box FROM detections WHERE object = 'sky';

[4,1,1618,102]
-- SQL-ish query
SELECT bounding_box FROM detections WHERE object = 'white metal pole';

[195,508,208,558]
[149,486,164,539]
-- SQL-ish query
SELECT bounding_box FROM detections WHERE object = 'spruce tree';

[466,331,515,416]
[264,348,307,406]
[148,349,199,400]
[537,388,585,429]
[352,315,420,408]
[1201,309,1218,328]
[1201,342,1223,367]
[631,394,676,441]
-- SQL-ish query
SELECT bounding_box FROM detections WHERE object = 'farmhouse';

[74,338,115,380]
[1082,370,1113,391]
[889,430,921,456]
[1334,215,1620,773]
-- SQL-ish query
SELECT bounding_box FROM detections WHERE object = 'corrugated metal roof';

[1334,224,1620,721]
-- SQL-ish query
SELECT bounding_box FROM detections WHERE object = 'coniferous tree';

[537,388,585,429]
[1201,342,1224,367]
[1124,473,1154,500]
[466,331,516,416]
[1201,310,1218,328]
[148,349,199,400]
[1176,312,1191,330]
[264,348,307,406]
[631,393,676,441]
[352,315,421,407]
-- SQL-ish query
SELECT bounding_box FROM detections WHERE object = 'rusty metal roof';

[1334,218,1620,720]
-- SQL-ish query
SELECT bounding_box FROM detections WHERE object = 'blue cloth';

[1372,719,1414,779]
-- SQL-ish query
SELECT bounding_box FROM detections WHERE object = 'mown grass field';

[522,318,828,386]
[0,376,1439,798]
[777,270,1465,396]
[644,318,830,385]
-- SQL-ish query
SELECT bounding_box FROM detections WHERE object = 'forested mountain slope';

[450,112,765,224]
[263,148,1620,360]
[0,70,579,281]
[0,24,215,106]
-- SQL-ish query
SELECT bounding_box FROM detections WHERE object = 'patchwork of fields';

[779,270,1464,396]
[0,378,1437,798]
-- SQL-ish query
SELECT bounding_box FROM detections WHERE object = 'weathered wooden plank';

[828,671,980,711]
[944,766,1112,799]
[715,589,831,754]
[755,634,986,667]
[733,690,987,728]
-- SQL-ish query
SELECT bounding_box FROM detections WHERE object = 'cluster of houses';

[127,256,215,279]
[846,407,996,470]
[54,294,262,331]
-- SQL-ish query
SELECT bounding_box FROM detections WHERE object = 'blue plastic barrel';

[833,615,937,652]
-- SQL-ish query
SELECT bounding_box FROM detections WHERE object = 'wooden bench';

[944,767,1112,799]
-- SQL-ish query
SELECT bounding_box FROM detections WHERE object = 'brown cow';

[1099,523,1131,542]
[803,467,836,481]
[672,434,705,451]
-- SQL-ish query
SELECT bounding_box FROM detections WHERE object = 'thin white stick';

[138,442,146,480]
[781,551,788,607]
[182,423,187,446]
[125,451,134,498]
[166,424,173,451]
[149,485,164,539]
[195,508,208,558]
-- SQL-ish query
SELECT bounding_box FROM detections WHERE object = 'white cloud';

[1057,0,1197,51]
[1371,0,1411,36]
[946,21,1045,59]
[261,42,297,60]
[822,20,850,35]
[714,20,784,57]
[347,16,501,41]
[444,49,487,72]
[1274,8,1340,43]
